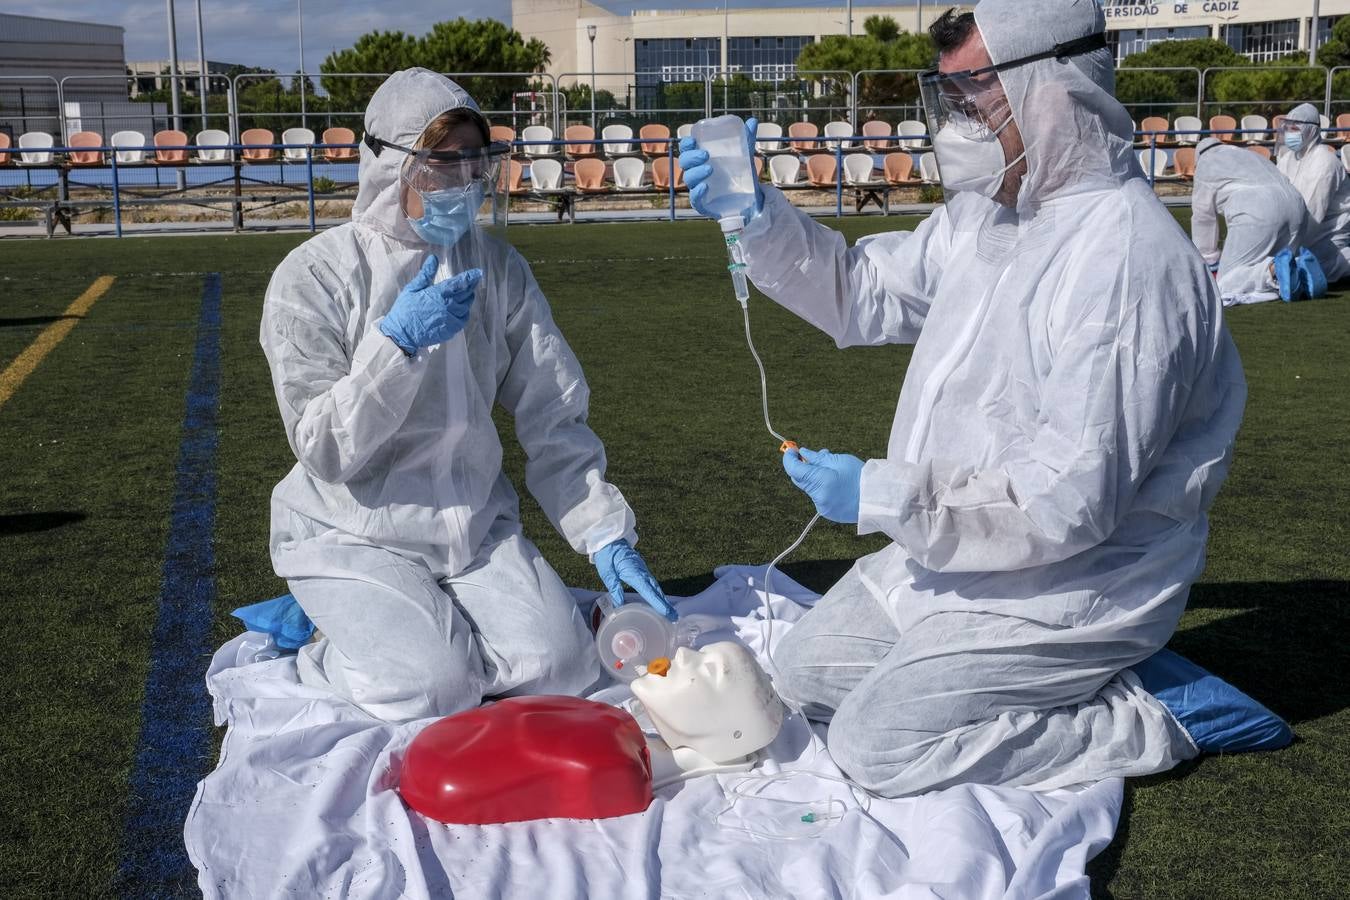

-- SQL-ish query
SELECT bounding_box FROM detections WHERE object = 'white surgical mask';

[409,183,483,247]
[932,118,1025,200]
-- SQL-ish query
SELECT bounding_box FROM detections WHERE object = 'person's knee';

[825,694,930,796]
[769,624,840,718]
[311,634,485,723]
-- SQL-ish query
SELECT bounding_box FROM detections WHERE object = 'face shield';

[920,32,1107,204]
[364,133,510,259]
[1278,115,1319,156]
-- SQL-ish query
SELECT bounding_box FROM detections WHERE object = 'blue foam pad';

[1129,648,1292,753]
[231,594,315,650]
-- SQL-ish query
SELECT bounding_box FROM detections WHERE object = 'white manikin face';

[630,642,784,764]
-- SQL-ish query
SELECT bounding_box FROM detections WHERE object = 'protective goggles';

[364,133,511,194]
[920,32,1108,139]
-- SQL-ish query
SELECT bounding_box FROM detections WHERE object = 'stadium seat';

[195,129,231,162]
[0,132,12,166]
[613,156,645,189]
[1240,115,1269,144]
[574,157,609,192]
[1320,113,1332,133]
[1333,114,1350,146]
[918,151,940,183]
[842,153,875,185]
[489,124,516,146]
[1137,148,1169,177]
[110,130,147,164]
[601,124,636,157]
[788,121,820,152]
[754,122,786,153]
[806,154,837,187]
[862,119,895,151]
[321,127,358,162]
[66,131,104,167]
[1209,115,1238,143]
[1172,145,1196,178]
[651,155,683,190]
[769,154,801,186]
[896,119,928,150]
[883,152,915,184]
[1173,115,1203,145]
[240,128,276,162]
[18,132,54,165]
[281,127,315,161]
[529,157,563,190]
[640,124,672,159]
[676,123,693,140]
[153,130,190,165]
[824,120,858,150]
[1343,148,1350,173]
[564,124,599,159]
[500,158,525,195]
[520,125,557,158]
[1246,145,1272,161]
[1139,116,1169,147]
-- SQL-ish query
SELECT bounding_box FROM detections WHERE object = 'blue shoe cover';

[232,594,315,650]
[1272,248,1299,302]
[1129,649,1293,753]
[1296,247,1328,299]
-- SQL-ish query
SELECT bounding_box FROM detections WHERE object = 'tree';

[321,19,550,117]
[1313,16,1350,70]
[560,83,620,116]
[794,16,933,114]
[1116,39,1249,118]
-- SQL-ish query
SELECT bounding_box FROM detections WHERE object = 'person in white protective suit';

[678,1,1247,797]
[1277,103,1350,283]
[261,69,673,723]
[1190,137,1312,305]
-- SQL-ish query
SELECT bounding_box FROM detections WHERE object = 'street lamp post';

[588,24,597,131]
[194,0,207,134]
[1311,0,1322,67]
[165,0,182,133]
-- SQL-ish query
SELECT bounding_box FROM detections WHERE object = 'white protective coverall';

[1277,103,1350,282]
[741,0,1247,796]
[261,70,633,721]
[1191,137,1308,305]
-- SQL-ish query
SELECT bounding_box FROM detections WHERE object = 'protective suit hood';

[353,68,480,244]
[1284,102,1323,159]
[973,0,1138,210]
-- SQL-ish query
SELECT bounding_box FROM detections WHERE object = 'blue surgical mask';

[408,183,483,246]
[1283,131,1304,154]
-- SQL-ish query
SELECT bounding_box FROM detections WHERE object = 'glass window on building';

[1317,16,1344,49]
[635,37,722,81]
[726,36,814,82]
[1225,19,1300,63]
[1108,25,1210,63]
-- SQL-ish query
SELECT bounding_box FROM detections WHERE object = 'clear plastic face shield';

[364,131,510,260]
[919,32,1107,205]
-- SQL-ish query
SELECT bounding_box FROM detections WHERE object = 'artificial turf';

[0,213,1345,898]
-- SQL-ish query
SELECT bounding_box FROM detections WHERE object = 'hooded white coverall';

[740,0,1247,796]
[261,70,633,721]
[1277,103,1350,282]
[1191,137,1308,305]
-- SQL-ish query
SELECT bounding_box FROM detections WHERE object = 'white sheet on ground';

[186,565,1123,899]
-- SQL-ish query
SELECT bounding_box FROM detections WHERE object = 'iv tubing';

[740,301,787,445]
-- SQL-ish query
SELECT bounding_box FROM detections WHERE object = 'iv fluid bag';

[691,115,758,221]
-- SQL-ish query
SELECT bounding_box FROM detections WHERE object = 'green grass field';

[0,213,1346,898]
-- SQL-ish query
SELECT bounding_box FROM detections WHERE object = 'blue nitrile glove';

[678,116,764,223]
[781,446,865,524]
[378,255,483,356]
[594,538,677,622]
[231,594,315,650]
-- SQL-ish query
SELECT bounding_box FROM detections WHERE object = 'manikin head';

[630,643,785,765]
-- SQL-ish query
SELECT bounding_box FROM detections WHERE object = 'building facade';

[0,12,126,137]
[513,0,1350,91]
[127,61,237,99]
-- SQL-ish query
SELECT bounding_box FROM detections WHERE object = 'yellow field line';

[0,275,116,412]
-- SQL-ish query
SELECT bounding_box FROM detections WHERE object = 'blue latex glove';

[781,446,865,524]
[594,539,677,622]
[231,594,315,650]
[378,255,483,356]
[678,116,764,223]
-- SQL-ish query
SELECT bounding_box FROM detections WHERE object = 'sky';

[2,0,893,73]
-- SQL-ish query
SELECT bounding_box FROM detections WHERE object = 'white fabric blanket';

[186,565,1122,899]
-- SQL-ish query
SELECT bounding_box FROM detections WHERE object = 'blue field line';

[116,272,221,896]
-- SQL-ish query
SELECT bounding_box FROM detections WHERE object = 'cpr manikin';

[631,643,786,787]
[398,641,786,824]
